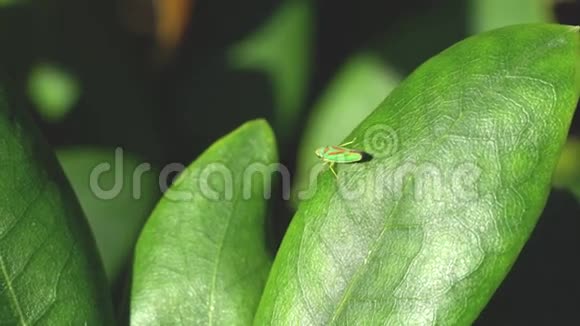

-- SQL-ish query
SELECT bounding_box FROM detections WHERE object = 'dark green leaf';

[255,24,579,325]
[132,120,277,325]
[0,90,113,323]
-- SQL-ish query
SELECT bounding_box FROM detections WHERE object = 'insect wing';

[326,146,363,163]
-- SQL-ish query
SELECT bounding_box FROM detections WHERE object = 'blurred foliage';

[0,0,19,7]
[28,62,80,122]
[554,138,580,201]
[57,147,159,283]
[372,0,468,75]
[469,0,552,33]
[230,0,312,139]
[0,0,163,161]
[160,0,312,168]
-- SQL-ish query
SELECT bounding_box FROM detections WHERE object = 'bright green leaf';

[255,24,579,325]
[132,119,277,325]
[0,90,113,322]
[57,147,159,283]
[230,0,312,138]
[294,52,400,203]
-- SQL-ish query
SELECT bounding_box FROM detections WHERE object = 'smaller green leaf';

[294,52,400,202]
[131,119,277,325]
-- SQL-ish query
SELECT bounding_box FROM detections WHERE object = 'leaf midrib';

[0,254,27,325]
[207,198,239,325]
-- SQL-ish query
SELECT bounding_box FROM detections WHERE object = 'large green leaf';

[132,120,277,324]
[0,91,113,322]
[255,24,579,325]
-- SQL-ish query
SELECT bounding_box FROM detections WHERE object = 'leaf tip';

[240,118,276,140]
[244,117,272,130]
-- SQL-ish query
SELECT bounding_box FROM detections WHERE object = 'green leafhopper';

[315,139,365,177]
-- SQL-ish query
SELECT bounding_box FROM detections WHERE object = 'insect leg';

[329,162,338,178]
